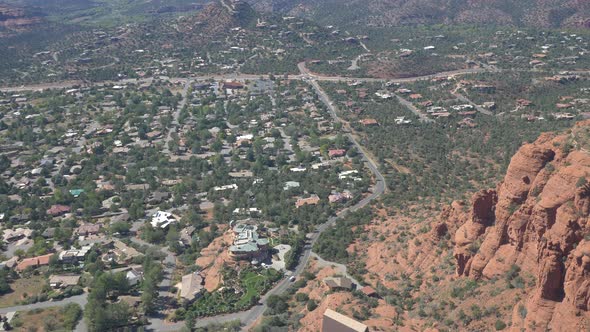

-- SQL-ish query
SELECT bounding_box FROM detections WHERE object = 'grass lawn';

[0,275,46,308]
[235,272,266,307]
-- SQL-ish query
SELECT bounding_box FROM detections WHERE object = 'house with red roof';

[328,149,346,158]
[46,205,71,216]
[360,285,379,298]
[359,118,378,126]
[16,253,54,272]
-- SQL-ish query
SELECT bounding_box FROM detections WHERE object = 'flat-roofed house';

[322,309,368,332]
[49,275,81,288]
[228,224,269,261]
[323,276,354,291]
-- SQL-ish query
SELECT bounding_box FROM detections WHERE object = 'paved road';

[297,61,497,83]
[452,91,494,116]
[162,78,192,156]
[395,95,432,122]
[0,294,88,315]
[120,83,188,326]
[129,235,179,331]
[3,66,590,94]
[1,62,555,94]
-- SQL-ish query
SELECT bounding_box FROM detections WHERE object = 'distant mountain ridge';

[0,0,208,27]
[248,0,590,28]
[0,3,43,32]
[177,0,257,38]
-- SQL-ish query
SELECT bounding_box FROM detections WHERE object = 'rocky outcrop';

[453,189,497,275]
[0,4,42,31]
[445,120,590,330]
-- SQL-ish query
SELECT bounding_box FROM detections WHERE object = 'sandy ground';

[195,229,234,291]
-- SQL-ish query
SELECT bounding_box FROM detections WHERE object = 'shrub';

[295,293,309,302]
[518,304,527,319]
[495,319,507,330]
[61,303,83,330]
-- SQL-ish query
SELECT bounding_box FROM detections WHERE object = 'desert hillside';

[249,0,590,28]
[298,121,590,331]
[451,120,590,331]
[0,3,42,33]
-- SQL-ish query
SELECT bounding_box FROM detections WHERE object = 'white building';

[213,184,238,191]
[151,211,176,229]
[283,181,300,190]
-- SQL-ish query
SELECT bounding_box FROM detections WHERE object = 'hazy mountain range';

[248,0,590,28]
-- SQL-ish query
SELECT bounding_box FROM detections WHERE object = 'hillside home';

[322,309,368,332]
[228,224,269,261]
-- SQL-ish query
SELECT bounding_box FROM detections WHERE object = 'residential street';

[0,294,88,315]
[162,78,192,156]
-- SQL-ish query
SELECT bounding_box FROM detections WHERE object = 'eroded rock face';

[0,5,42,30]
[445,120,590,330]
[453,189,497,276]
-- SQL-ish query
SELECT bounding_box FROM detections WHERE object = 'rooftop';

[322,309,368,332]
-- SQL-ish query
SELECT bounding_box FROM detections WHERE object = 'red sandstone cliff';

[0,4,42,33]
[448,120,590,331]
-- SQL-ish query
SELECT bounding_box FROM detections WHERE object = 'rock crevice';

[445,121,590,330]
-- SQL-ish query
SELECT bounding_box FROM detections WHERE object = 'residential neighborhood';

[0,74,374,330]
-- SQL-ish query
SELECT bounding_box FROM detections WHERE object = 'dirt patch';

[11,306,72,331]
[0,275,46,308]
[385,159,411,174]
[195,229,234,291]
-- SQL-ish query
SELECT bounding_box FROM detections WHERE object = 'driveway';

[269,244,291,271]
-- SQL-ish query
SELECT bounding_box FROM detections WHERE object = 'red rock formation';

[445,120,590,330]
[0,5,42,31]
[453,189,498,275]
